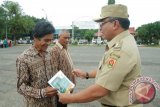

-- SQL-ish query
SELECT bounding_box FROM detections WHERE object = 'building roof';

[129,27,135,34]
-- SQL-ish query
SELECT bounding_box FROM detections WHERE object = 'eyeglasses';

[99,19,116,27]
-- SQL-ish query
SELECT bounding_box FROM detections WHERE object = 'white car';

[92,39,96,44]
[78,39,88,44]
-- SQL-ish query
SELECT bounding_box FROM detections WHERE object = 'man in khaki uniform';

[58,4,142,107]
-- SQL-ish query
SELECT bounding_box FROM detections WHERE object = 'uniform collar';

[107,30,130,49]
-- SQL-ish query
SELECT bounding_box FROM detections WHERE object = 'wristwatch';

[86,72,89,79]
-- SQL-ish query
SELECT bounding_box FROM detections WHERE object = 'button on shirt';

[95,30,142,107]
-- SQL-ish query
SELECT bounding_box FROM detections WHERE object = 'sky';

[0,0,160,29]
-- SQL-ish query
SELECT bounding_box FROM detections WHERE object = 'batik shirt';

[50,42,75,84]
[16,46,57,107]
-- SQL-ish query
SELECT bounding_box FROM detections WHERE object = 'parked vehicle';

[92,39,97,44]
[78,39,88,44]
[97,37,103,45]
[18,40,27,44]
[0,40,3,48]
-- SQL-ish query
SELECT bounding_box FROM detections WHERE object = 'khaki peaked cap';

[94,4,129,22]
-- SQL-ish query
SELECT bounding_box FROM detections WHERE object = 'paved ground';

[0,45,160,107]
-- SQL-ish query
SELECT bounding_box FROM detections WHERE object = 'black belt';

[101,103,117,107]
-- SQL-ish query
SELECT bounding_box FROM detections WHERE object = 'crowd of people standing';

[0,38,12,48]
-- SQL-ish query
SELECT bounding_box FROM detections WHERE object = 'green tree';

[84,29,96,42]
[0,6,6,39]
[73,26,81,39]
[0,0,47,44]
[2,0,23,44]
[73,28,97,42]
[1,1,45,45]
[136,21,160,45]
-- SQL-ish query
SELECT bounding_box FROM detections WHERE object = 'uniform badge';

[106,52,120,69]
[107,57,117,68]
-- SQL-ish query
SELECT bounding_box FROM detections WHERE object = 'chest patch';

[106,52,120,69]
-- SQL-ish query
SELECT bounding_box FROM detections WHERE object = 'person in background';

[0,39,3,48]
[8,39,12,47]
[50,29,75,107]
[58,4,142,107]
[3,38,8,48]
[16,21,58,107]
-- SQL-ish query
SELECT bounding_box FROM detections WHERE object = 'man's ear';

[33,36,40,41]
[33,37,36,41]
[113,20,120,30]
[33,37,41,46]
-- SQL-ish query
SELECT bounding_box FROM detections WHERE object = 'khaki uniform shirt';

[16,46,56,107]
[95,31,142,107]
[50,42,74,83]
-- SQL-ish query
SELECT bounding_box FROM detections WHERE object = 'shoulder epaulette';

[113,41,123,51]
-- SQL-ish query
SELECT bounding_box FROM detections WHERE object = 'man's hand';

[72,69,86,79]
[44,86,58,97]
[58,93,72,104]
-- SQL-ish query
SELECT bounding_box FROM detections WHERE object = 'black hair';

[116,18,130,30]
[105,17,130,30]
[33,21,55,39]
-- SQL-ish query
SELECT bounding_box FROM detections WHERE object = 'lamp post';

[5,19,7,39]
[3,7,9,39]
[71,21,74,43]
[42,9,48,20]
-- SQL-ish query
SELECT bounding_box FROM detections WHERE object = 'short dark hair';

[33,21,55,39]
[116,18,130,30]
[107,17,130,30]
